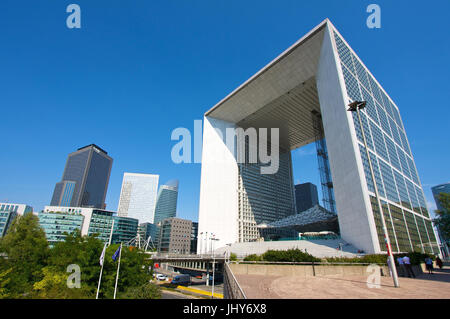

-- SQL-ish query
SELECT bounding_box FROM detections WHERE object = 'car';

[171,274,191,286]
[155,274,168,281]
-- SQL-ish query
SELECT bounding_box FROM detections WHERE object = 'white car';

[156,274,168,281]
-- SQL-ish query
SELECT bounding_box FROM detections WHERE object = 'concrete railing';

[223,262,247,299]
[228,262,390,278]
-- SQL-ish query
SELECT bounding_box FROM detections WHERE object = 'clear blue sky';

[1,0,449,221]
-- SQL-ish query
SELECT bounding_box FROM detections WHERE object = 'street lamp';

[210,235,220,299]
[198,232,203,255]
[348,100,400,288]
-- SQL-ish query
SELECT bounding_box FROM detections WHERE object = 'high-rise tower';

[50,144,113,209]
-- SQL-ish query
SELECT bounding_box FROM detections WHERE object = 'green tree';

[0,213,49,297]
[31,266,93,299]
[433,193,450,239]
[0,268,12,298]
[97,244,152,299]
[47,231,104,295]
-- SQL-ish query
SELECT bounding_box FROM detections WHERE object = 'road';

[161,289,198,299]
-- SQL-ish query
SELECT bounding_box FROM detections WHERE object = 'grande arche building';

[197,19,439,255]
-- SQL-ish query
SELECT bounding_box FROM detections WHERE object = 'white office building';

[117,172,159,224]
[198,19,439,255]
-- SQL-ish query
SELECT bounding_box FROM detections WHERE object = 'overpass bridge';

[146,253,228,263]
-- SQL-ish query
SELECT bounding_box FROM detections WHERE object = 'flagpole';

[108,219,115,246]
[96,243,107,299]
[113,242,123,299]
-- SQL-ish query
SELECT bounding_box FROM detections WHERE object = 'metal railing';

[223,262,247,299]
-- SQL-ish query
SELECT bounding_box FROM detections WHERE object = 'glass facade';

[38,211,84,245]
[295,183,319,213]
[138,222,158,244]
[334,31,439,254]
[87,210,115,243]
[238,150,295,242]
[117,173,159,224]
[0,204,33,237]
[0,210,17,237]
[111,216,138,245]
[51,144,113,209]
[153,180,179,225]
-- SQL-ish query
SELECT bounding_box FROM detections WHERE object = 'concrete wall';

[316,22,380,254]
[197,116,239,252]
[229,263,390,278]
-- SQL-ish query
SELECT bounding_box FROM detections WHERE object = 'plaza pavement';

[235,266,450,299]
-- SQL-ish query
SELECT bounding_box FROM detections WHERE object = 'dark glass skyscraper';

[50,144,113,209]
[295,183,319,213]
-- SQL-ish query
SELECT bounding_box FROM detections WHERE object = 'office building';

[431,182,450,257]
[191,222,198,254]
[295,183,319,213]
[138,222,158,247]
[0,203,33,237]
[198,19,438,254]
[117,173,159,224]
[431,183,450,212]
[153,180,179,225]
[158,217,192,254]
[41,206,137,245]
[50,144,113,209]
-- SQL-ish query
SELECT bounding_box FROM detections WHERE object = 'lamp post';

[199,232,203,255]
[348,100,400,288]
[210,235,219,299]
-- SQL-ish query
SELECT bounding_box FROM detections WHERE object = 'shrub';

[243,254,262,261]
[229,253,238,261]
[261,249,320,262]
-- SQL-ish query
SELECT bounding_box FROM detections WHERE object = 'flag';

[112,245,121,262]
[99,243,107,266]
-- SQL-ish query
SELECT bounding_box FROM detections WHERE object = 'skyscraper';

[295,183,319,213]
[198,19,438,254]
[117,173,159,224]
[153,180,179,225]
[431,182,450,257]
[50,144,113,209]
[431,183,450,212]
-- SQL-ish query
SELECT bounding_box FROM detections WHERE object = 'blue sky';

[0,0,449,221]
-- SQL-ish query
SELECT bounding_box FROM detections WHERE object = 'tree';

[0,213,49,297]
[0,268,12,298]
[32,266,93,299]
[47,231,104,295]
[433,193,450,240]
[98,244,152,299]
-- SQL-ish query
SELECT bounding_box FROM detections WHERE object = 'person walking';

[402,255,415,278]
[397,256,406,276]
[435,256,443,269]
[425,257,434,274]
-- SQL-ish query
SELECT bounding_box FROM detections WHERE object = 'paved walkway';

[236,266,450,299]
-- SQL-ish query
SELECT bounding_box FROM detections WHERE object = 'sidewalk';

[235,266,450,299]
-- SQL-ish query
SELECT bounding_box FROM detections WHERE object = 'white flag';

[99,243,107,266]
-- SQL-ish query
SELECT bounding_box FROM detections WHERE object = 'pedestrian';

[435,256,443,269]
[397,256,406,276]
[425,256,434,274]
[402,255,415,278]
